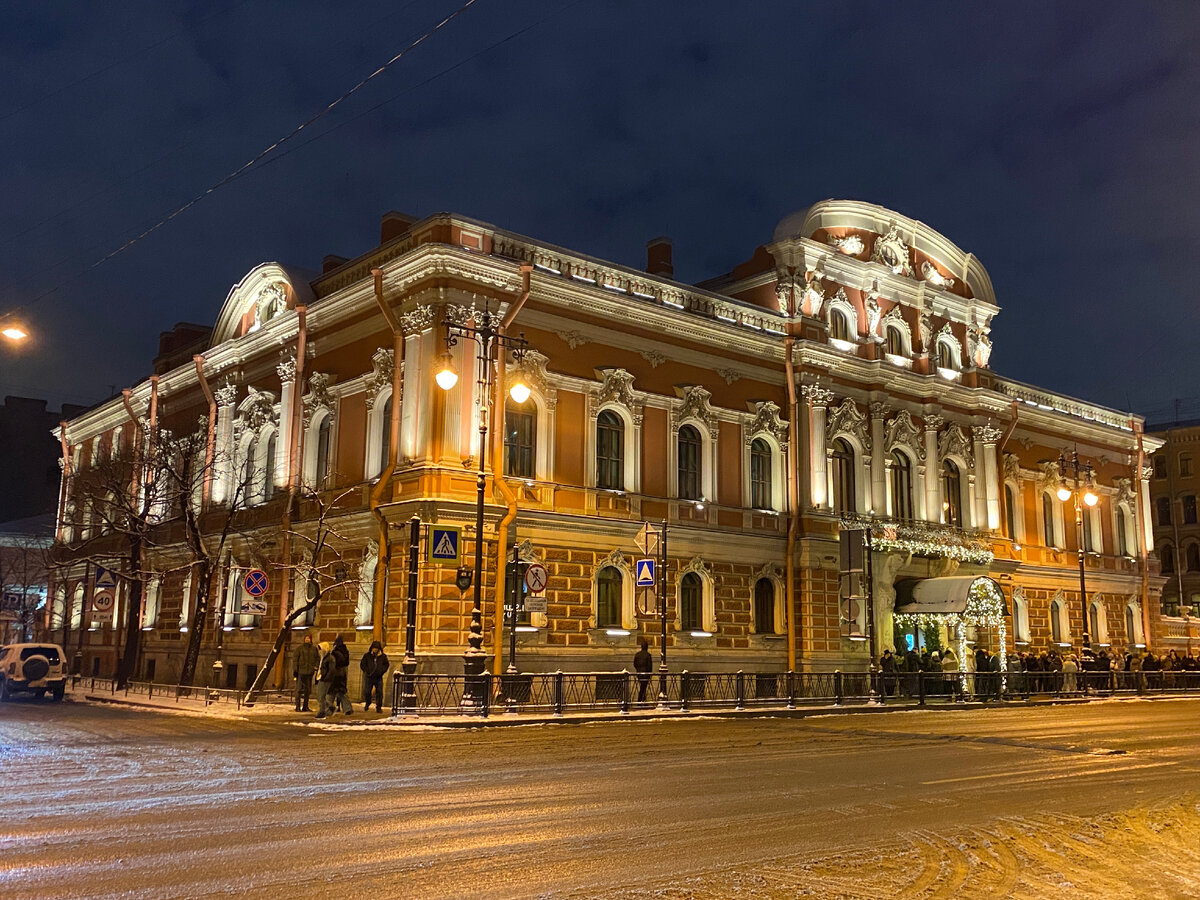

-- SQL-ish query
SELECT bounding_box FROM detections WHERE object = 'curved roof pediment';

[210,262,318,347]
[773,199,996,310]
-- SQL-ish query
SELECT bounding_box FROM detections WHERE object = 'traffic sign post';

[428,525,463,566]
[635,558,656,587]
[633,521,669,706]
[524,563,548,595]
[240,569,269,616]
[92,590,115,624]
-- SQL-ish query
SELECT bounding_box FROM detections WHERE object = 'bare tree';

[0,528,53,643]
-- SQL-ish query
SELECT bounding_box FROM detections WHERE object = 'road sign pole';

[401,515,420,714]
[507,543,520,676]
[658,521,668,707]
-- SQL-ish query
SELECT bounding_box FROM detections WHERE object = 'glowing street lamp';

[1059,448,1099,649]
[2,325,29,341]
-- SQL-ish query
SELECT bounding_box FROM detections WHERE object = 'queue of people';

[292,634,391,717]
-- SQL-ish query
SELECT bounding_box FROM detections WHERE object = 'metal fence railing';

[74,675,293,709]
[388,668,1200,718]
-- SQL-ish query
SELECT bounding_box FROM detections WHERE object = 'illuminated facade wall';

[49,202,1166,683]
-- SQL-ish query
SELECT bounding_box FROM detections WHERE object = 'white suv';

[0,643,67,701]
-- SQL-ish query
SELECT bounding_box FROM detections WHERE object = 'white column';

[213,383,238,503]
[870,402,886,516]
[276,355,296,490]
[803,386,833,508]
[1140,465,1154,551]
[976,425,1002,531]
[924,414,943,523]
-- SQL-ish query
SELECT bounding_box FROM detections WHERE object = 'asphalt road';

[2,697,1200,899]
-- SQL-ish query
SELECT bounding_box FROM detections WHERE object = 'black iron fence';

[389,668,1200,718]
[74,676,293,709]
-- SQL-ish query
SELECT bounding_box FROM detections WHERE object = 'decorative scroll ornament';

[557,330,588,349]
[215,381,239,408]
[1038,459,1062,488]
[641,349,667,368]
[597,368,637,410]
[716,368,742,385]
[276,352,297,384]
[801,383,834,407]
[800,275,825,317]
[754,561,784,581]
[303,373,336,426]
[599,548,629,572]
[1003,452,1021,483]
[885,410,925,460]
[920,261,955,289]
[774,271,796,315]
[924,413,945,433]
[826,286,850,320]
[363,348,395,409]
[972,423,1003,445]
[870,226,912,276]
[237,388,277,434]
[508,349,557,410]
[514,539,542,565]
[398,305,436,334]
[938,423,974,467]
[747,401,789,448]
[828,233,865,256]
[826,398,871,452]
[968,329,993,368]
[678,555,713,582]
[675,385,719,434]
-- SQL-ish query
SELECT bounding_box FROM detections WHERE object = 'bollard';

[620,669,630,715]
[481,672,492,718]
[553,670,564,716]
[918,670,926,706]
[681,671,691,713]
[736,670,745,710]
[834,670,843,706]
[786,670,795,709]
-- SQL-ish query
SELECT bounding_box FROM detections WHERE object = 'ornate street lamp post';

[1057,449,1098,650]
[435,308,529,707]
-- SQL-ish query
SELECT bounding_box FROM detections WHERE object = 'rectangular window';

[504,407,536,479]
[1185,495,1197,525]
[750,440,772,510]
[224,663,238,689]
[596,412,623,491]
[1154,455,1168,479]
[1181,455,1194,478]
[1083,508,1095,552]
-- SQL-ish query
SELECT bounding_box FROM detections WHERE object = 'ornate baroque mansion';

[47,200,1167,688]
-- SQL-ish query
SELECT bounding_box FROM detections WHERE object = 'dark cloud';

[1,0,1199,418]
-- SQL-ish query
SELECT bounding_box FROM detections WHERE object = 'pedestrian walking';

[1062,654,1079,694]
[292,634,319,712]
[880,649,898,697]
[633,639,653,702]
[314,641,333,718]
[940,648,958,699]
[359,640,390,713]
[329,635,353,716]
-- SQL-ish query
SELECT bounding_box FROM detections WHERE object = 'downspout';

[784,337,799,672]
[491,263,534,675]
[371,269,404,645]
[997,399,1019,540]
[1134,420,1152,649]
[56,422,71,543]
[194,355,217,507]
[276,305,306,688]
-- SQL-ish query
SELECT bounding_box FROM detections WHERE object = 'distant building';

[0,396,86,522]
[1146,420,1200,652]
[0,513,54,643]
[49,201,1167,686]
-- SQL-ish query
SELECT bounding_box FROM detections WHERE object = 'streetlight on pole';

[435,307,529,707]
[1057,448,1098,650]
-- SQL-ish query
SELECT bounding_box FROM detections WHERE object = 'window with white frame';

[753,577,780,634]
[1042,491,1061,548]
[595,566,623,628]
[831,438,857,515]
[677,425,702,501]
[679,572,703,630]
[1050,597,1069,644]
[71,582,84,629]
[1115,503,1134,556]
[596,410,624,491]
[750,438,772,510]
[308,413,334,490]
[830,308,852,343]
[504,402,536,479]
[1005,483,1021,541]
[364,388,393,480]
[1125,600,1145,645]
[885,324,906,358]
[889,450,914,520]
[942,459,964,528]
[936,338,960,373]
[1082,505,1102,553]
[179,569,193,631]
[1012,588,1031,643]
[1089,598,1108,645]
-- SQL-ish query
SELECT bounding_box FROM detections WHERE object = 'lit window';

[831,439,855,514]
[680,572,702,631]
[831,310,851,342]
[942,460,962,528]
[889,451,913,520]
[504,404,536,479]
[596,411,624,490]
[885,325,905,357]
[596,567,622,627]
[754,578,775,634]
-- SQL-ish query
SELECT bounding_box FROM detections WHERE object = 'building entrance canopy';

[893,576,1008,676]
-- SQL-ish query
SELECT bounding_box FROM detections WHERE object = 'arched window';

[314,415,332,490]
[596,411,624,490]
[1005,484,1019,540]
[379,395,392,473]
[1012,588,1031,643]
[942,460,963,528]
[677,425,702,500]
[1188,543,1200,572]
[754,577,775,634]
[1185,495,1198,525]
[1160,543,1176,575]
[889,451,913,520]
[504,402,536,479]
[1042,492,1058,547]
[595,566,623,628]
[262,431,278,500]
[241,436,256,497]
[1082,507,1096,552]
[830,309,851,342]
[680,572,702,631]
[885,325,905,357]
[1157,496,1172,526]
[1125,601,1144,645]
[831,439,856,514]
[1050,598,1068,644]
[1090,598,1108,645]
[936,340,955,371]
[1116,505,1131,556]
[750,438,772,510]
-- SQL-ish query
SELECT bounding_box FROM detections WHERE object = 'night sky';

[2,2,1197,422]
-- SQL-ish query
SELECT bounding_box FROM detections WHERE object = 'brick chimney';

[646,237,673,278]
[380,211,418,244]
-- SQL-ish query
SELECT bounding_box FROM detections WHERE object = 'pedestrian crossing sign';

[95,566,117,590]
[427,525,463,566]
[636,558,656,587]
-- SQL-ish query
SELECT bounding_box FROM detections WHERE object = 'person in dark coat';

[360,640,390,713]
[879,649,898,697]
[314,642,333,718]
[292,634,320,712]
[633,639,654,702]
[329,635,352,716]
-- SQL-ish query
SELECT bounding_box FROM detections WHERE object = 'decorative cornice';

[801,384,834,407]
[746,400,788,448]
[972,423,1003,445]
[276,353,297,384]
[398,305,436,334]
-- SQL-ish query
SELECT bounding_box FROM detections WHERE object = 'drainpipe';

[194,355,217,507]
[56,422,71,543]
[996,399,1018,540]
[371,269,404,645]
[784,336,799,672]
[1134,420,1153,650]
[276,305,307,688]
[491,264,534,675]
